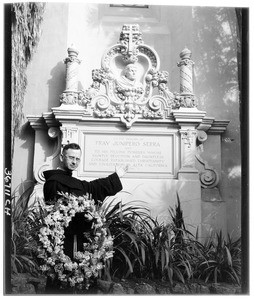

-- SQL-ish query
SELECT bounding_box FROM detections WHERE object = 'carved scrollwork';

[94,95,117,118]
[34,163,51,184]
[96,95,111,110]
[34,127,61,184]
[197,130,207,143]
[142,109,164,119]
[199,168,219,189]
[142,96,169,119]
[148,97,162,111]
[195,130,219,189]
[58,25,198,128]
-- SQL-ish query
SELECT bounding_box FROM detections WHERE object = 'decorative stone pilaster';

[60,46,81,105]
[60,125,79,147]
[173,108,206,180]
[178,127,199,179]
[26,114,61,184]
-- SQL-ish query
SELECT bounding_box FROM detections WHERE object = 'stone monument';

[28,24,229,238]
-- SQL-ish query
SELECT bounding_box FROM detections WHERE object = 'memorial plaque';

[80,133,177,178]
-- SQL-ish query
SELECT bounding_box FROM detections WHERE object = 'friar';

[43,142,128,293]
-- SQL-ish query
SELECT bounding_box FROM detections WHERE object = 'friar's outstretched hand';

[115,164,129,178]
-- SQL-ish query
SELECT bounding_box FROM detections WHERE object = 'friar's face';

[125,65,137,81]
[61,148,81,171]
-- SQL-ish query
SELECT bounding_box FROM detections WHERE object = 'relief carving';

[60,46,81,105]
[59,24,196,127]
[34,127,61,184]
[174,47,197,108]
[195,130,219,188]
[180,129,197,168]
[61,126,79,146]
[182,129,196,148]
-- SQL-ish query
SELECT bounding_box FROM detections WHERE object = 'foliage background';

[11,2,45,160]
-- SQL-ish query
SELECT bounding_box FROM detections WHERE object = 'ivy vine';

[11,2,46,160]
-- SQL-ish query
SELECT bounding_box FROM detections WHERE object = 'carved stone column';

[60,46,81,104]
[65,46,80,91]
[177,47,194,96]
[173,48,196,108]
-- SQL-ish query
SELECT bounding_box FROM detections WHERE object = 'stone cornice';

[27,110,230,135]
[172,108,207,125]
[207,120,230,134]
[27,113,59,129]
[26,115,47,130]
[42,112,60,127]
[197,117,230,134]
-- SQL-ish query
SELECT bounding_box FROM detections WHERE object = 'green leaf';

[224,245,233,267]
[115,247,133,274]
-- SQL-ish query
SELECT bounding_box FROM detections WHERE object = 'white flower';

[96,262,103,270]
[104,251,114,259]
[40,264,50,272]
[64,262,74,271]
[38,193,115,289]
[68,277,76,287]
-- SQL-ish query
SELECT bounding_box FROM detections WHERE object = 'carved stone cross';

[119,24,143,62]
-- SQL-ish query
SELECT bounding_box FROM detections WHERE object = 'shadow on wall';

[47,61,66,109]
[16,122,35,181]
[105,179,180,225]
[193,6,239,119]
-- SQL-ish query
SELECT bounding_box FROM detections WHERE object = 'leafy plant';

[11,181,44,275]
[10,183,242,289]
[101,193,198,286]
[100,197,150,280]
[101,193,242,287]
[138,193,197,285]
[195,231,241,284]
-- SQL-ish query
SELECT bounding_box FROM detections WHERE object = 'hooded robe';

[43,169,122,259]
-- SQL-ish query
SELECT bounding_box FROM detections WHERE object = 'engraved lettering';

[84,134,173,175]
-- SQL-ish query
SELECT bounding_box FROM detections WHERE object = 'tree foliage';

[11,2,45,160]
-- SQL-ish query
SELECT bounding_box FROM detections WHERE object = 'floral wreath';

[37,192,114,290]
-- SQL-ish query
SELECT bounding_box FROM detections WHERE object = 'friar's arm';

[85,165,128,202]
[85,172,122,202]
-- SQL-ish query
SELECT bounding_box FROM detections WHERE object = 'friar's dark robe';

[43,169,122,259]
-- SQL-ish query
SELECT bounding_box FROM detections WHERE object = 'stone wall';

[12,3,241,238]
